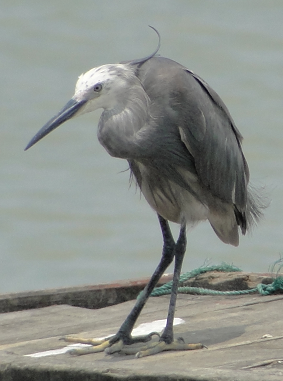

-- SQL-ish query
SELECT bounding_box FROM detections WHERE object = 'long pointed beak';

[25,98,87,150]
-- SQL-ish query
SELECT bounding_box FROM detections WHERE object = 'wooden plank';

[182,271,274,291]
[1,291,283,380]
[0,274,173,313]
[0,271,273,314]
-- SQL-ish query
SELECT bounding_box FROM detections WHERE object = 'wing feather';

[178,69,249,210]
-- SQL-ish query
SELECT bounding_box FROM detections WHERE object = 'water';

[1,0,283,294]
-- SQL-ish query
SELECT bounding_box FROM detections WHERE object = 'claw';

[68,339,112,355]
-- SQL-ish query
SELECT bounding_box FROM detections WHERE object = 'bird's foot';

[133,337,204,358]
[62,332,159,356]
[62,335,115,355]
[62,334,204,357]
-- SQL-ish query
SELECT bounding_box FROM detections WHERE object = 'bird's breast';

[134,162,209,225]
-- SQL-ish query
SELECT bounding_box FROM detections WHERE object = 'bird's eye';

[93,83,102,92]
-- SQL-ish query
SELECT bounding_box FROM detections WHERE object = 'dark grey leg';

[134,220,204,357]
[65,214,177,354]
[65,216,203,357]
[112,214,176,344]
[161,221,186,344]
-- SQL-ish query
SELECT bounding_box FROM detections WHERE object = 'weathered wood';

[0,272,274,314]
[182,271,274,291]
[0,275,173,313]
[0,276,283,381]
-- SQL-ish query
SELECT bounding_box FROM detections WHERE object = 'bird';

[25,27,263,358]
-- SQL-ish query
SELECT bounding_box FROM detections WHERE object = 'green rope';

[257,276,283,295]
[150,263,241,297]
[154,286,258,296]
[149,263,283,297]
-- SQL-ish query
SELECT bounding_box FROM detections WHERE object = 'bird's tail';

[246,183,269,232]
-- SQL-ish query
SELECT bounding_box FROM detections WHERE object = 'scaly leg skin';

[136,340,203,358]
[128,221,204,358]
[63,216,204,357]
[63,335,114,355]
[63,333,203,357]
[63,332,159,355]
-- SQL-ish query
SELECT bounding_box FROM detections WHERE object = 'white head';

[25,26,161,151]
[73,63,137,115]
[25,63,138,149]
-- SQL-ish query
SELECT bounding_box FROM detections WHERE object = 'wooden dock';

[1,272,283,381]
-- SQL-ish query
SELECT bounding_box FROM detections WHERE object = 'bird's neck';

[98,87,151,159]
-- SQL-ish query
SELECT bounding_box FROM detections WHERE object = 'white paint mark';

[261,334,273,339]
[132,318,184,336]
[25,317,185,358]
[25,343,91,358]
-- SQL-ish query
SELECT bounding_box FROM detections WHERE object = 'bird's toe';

[135,339,204,358]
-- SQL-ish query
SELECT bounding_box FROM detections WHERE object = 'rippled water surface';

[1,0,283,293]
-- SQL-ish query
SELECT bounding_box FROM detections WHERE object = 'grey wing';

[178,69,249,211]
